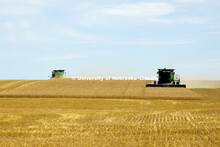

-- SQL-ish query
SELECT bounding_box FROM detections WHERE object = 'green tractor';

[147,68,186,88]
[51,70,65,78]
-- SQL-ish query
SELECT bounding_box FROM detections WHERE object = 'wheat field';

[0,79,201,99]
[0,79,220,146]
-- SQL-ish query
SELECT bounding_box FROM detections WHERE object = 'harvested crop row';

[0,95,219,146]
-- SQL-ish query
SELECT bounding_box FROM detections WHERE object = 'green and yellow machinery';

[146,68,186,88]
[51,70,65,78]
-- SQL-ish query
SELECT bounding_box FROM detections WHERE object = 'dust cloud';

[182,80,220,88]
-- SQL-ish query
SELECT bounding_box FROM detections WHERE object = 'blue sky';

[0,0,220,80]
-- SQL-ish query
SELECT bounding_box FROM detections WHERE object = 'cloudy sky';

[0,0,220,80]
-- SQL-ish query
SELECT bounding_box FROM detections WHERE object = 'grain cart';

[51,70,65,78]
[146,68,186,88]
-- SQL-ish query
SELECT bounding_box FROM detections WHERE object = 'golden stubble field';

[0,79,220,146]
[0,79,201,99]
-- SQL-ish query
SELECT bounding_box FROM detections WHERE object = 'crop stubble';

[0,79,201,99]
[0,79,219,146]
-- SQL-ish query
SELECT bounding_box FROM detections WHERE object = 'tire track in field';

[0,81,21,89]
[121,81,133,96]
[0,81,23,93]
[189,110,220,145]
[0,80,38,93]
[17,81,40,89]
[184,111,215,146]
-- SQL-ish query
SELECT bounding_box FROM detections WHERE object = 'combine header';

[146,68,186,88]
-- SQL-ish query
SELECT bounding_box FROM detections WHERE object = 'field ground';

[0,79,201,99]
[0,79,220,146]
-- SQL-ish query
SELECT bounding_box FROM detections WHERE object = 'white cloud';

[40,51,107,61]
[118,39,196,46]
[95,2,175,17]
[19,20,31,28]
[73,2,208,26]
[174,0,206,3]
[0,0,47,5]
[41,54,88,61]
[0,5,41,15]
[0,0,62,16]
[206,25,220,29]
[148,18,174,24]
[177,17,208,24]
[0,25,103,44]
[0,52,32,58]
[207,31,220,34]
[59,28,104,43]
[148,17,208,25]
[0,20,31,29]
[0,22,14,29]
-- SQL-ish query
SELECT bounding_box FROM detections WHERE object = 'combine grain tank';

[51,70,65,78]
[146,68,186,88]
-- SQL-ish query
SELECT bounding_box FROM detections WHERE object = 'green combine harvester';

[51,70,65,78]
[146,68,186,88]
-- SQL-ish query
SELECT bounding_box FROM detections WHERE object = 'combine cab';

[146,68,186,88]
[51,70,65,78]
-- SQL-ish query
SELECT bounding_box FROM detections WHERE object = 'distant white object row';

[71,76,157,81]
